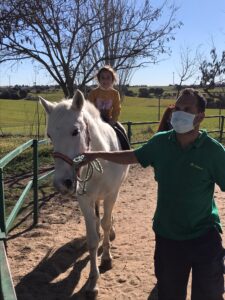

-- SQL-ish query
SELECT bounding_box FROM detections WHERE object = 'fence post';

[0,168,6,234]
[32,139,39,225]
[127,121,132,144]
[219,116,224,142]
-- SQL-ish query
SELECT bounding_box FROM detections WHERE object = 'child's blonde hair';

[96,65,117,83]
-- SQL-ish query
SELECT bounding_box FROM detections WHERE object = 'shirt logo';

[96,98,113,110]
[190,162,203,170]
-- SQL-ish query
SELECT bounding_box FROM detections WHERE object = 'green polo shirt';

[134,130,225,240]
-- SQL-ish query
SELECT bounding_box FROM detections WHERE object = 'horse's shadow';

[15,233,158,300]
[15,237,100,300]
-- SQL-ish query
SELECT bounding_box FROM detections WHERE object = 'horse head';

[40,90,90,194]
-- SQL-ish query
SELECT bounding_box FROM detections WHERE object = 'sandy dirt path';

[7,165,225,300]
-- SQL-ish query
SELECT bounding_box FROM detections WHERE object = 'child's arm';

[111,91,121,122]
[87,89,96,104]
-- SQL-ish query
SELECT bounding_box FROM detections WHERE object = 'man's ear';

[194,112,205,126]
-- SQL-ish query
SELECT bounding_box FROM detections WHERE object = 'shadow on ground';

[148,284,158,300]
[15,236,95,300]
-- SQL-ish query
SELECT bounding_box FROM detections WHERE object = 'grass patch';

[1,91,224,136]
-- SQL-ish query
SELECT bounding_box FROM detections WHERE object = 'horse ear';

[39,96,55,114]
[72,90,84,111]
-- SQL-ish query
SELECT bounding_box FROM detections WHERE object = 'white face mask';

[170,111,195,134]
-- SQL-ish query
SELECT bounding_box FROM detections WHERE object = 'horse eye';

[72,129,80,136]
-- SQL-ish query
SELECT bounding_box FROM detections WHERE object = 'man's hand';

[73,152,97,167]
[82,152,98,164]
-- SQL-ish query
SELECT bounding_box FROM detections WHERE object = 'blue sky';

[0,0,224,87]
[131,0,225,86]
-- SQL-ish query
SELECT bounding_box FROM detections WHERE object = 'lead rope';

[73,155,103,195]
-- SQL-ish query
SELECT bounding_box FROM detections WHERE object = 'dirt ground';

[7,165,225,300]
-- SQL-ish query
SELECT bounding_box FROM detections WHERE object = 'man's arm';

[83,150,138,165]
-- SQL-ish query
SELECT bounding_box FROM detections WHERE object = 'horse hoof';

[86,288,98,299]
[100,259,113,272]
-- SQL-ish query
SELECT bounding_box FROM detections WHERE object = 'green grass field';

[1,94,224,130]
[0,91,224,156]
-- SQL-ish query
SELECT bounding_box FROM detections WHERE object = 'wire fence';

[1,106,225,144]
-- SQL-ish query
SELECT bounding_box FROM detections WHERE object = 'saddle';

[112,122,131,150]
[100,113,130,150]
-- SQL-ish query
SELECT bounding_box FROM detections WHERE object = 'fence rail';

[0,240,17,300]
[122,115,225,145]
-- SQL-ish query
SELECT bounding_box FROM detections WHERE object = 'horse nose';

[64,179,73,189]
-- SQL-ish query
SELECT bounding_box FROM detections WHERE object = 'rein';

[74,155,103,195]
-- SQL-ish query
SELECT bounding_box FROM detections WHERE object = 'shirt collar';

[168,129,208,148]
[99,86,113,91]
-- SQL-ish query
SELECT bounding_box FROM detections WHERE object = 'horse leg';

[110,215,116,241]
[95,200,101,239]
[100,195,117,269]
[78,198,100,296]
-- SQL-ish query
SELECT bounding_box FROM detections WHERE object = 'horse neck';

[84,113,118,151]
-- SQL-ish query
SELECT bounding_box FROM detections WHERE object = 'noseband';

[53,152,74,166]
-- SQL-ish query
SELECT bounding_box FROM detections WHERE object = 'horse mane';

[58,97,101,121]
[83,99,101,120]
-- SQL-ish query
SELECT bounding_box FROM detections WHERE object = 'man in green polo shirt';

[83,88,225,300]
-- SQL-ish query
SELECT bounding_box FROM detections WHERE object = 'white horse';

[40,90,129,296]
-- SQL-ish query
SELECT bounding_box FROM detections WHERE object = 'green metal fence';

[0,240,17,300]
[123,115,225,145]
[0,139,54,300]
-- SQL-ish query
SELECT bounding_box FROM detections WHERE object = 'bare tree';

[175,46,200,97]
[0,0,181,97]
[200,48,225,125]
[200,48,225,89]
[82,0,181,88]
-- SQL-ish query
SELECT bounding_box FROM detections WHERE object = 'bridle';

[51,120,103,194]
[53,152,74,166]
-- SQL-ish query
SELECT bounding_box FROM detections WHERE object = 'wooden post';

[127,122,132,144]
[158,96,161,121]
[219,116,224,142]
[0,168,6,234]
[32,140,39,225]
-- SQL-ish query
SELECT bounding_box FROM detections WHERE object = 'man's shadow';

[147,284,158,300]
[15,236,96,300]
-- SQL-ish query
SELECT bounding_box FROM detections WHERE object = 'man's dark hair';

[179,88,207,112]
